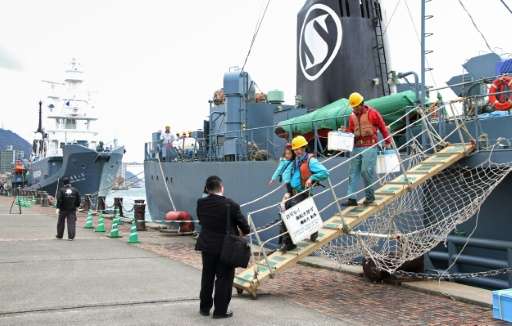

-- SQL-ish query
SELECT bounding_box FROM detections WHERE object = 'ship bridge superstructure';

[35,59,101,159]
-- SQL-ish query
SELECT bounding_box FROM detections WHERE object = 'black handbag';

[220,203,251,268]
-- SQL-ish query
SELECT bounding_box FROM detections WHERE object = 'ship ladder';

[233,142,475,298]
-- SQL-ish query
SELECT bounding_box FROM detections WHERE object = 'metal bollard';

[97,196,106,213]
[82,194,92,211]
[35,191,42,205]
[134,199,146,231]
[114,197,124,217]
[41,192,49,207]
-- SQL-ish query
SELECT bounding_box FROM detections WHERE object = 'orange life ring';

[488,76,512,111]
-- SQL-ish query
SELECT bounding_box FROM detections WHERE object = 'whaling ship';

[28,59,124,198]
[144,0,512,290]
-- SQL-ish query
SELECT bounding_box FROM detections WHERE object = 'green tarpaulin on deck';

[277,90,418,134]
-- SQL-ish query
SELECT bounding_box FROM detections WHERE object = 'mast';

[420,0,426,108]
[420,0,435,148]
[36,101,43,134]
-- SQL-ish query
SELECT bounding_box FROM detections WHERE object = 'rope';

[499,0,512,15]
[457,0,494,53]
[241,0,272,72]
[240,184,284,208]
[156,155,176,211]
[383,0,402,34]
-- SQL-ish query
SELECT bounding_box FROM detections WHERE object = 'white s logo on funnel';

[299,4,342,81]
[304,14,329,70]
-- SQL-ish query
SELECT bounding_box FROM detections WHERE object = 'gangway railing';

[233,101,477,298]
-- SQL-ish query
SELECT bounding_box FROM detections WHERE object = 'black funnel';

[296,0,389,109]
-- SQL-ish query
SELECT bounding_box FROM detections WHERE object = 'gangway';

[233,143,475,298]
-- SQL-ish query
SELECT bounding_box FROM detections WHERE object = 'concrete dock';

[0,196,505,325]
[0,197,340,326]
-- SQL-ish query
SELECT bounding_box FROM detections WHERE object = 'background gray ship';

[28,60,124,198]
[145,0,512,289]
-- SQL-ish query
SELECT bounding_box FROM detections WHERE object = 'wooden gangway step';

[233,143,475,298]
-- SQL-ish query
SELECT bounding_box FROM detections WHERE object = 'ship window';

[360,0,365,17]
[365,0,370,18]
[339,0,344,16]
[65,119,76,129]
[165,177,169,183]
[345,0,351,17]
[156,175,159,181]
[151,175,154,180]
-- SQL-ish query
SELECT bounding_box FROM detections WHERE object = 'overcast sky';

[0,0,510,162]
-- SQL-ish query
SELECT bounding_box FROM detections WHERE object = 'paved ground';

[0,196,507,325]
[0,197,342,326]
[135,222,507,325]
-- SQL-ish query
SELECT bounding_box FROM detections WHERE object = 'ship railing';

[143,87,512,163]
[143,108,424,163]
[431,88,512,152]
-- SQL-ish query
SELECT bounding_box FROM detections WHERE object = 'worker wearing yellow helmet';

[343,92,391,206]
[276,135,329,252]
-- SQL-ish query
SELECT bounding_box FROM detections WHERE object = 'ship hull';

[29,144,124,197]
[144,115,512,289]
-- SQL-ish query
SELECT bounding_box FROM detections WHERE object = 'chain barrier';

[120,204,135,213]
[394,268,512,280]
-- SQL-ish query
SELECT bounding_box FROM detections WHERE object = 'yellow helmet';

[348,92,364,108]
[291,135,308,150]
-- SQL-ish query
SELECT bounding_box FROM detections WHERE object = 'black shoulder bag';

[220,203,251,268]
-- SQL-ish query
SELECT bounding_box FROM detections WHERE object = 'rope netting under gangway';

[320,148,512,274]
[241,98,512,275]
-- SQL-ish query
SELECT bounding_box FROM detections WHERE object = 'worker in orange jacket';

[344,92,391,206]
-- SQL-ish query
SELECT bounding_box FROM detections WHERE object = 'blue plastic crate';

[493,288,512,322]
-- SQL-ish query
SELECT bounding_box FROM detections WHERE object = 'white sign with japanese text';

[281,197,323,244]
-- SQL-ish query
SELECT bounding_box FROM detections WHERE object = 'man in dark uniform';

[56,177,80,240]
[195,176,250,319]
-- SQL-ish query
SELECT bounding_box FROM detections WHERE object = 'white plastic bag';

[327,131,354,152]
[376,149,401,174]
